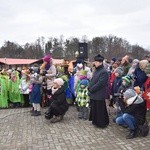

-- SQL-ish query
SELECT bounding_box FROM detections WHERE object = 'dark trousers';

[23,94,30,107]
[89,99,109,128]
[78,106,89,119]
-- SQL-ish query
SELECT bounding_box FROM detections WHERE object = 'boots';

[50,115,63,123]
[45,112,53,120]
[126,129,138,139]
[31,110,37,116]
[31,110,41,116]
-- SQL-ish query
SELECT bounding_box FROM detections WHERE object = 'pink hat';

[43,54,51,63]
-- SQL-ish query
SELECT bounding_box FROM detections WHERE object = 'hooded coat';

[48,86,69,115]
[124,95,146,125]
[133,65,147,88]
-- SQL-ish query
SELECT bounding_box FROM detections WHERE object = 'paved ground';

[0,105,150,150]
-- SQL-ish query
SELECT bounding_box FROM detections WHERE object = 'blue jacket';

[134,67,147,88]
[112,76,122,96]
[66,75,75,99]
[30,84,41,103]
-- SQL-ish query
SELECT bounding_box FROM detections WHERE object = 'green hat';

[145,63,150,74]
[79,69,87,76]
[122,75,131,84]
[57,66,64,73]
[61,75,68,82]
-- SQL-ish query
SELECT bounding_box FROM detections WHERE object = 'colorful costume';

[0,74,8,108]
[8,71,24,106]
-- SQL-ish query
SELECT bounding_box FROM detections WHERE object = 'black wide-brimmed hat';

[94,54,104,62]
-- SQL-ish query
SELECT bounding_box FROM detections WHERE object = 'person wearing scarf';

[45,78,69,123]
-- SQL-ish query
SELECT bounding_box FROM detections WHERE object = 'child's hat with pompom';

[79,69,87,76]
[80,79,89,86]
[122,75,132,84]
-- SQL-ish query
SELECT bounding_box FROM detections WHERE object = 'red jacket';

[142,77,150,109]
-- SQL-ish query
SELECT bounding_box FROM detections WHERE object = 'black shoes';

[126,129,139,139]
[45,113,53,120]
[31,111,41,116]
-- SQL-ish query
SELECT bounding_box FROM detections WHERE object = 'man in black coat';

[89,54,109,128]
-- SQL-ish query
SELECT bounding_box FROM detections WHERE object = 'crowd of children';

[0,53,150,138]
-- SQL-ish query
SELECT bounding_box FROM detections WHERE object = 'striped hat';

[122,75,131,84]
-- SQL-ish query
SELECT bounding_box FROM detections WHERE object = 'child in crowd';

[45,78,69,123]
[113,75,132,121]
[109,67,123,107]
[76,79,89,120]
[19,70,30,107]
[30,73,43,116]
[75,70,88,95]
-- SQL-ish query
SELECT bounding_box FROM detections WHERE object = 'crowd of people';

[0,53,150,139]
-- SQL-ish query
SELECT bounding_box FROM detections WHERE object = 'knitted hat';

[139,60,148,71]
[145,63,150,74]
[53,78,64,86]
[114,67,123,76]
[7,69,12,74]
[122,75,131,84]
[94,54,104,62]
[57,66,64,73]
[77,63,83,68]
[61,75,68,82]
[43,54,51,63]
[80,79,88,86]
[17,67,21,71]
[132,59,139,64]
[79,69,87,76]
[111,57,116,62]
[124,89,136,99]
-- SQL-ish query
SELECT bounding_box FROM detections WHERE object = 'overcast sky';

[0,0,150,49]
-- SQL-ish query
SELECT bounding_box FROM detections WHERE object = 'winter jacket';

[88,65,109,100]
[134,67,148,88]
[46,64,56,90]
[48,86,69,115]
[30,76,42,103]
[76,86,89,107]
[124,95,146,125]
[112,76,122,96]
[19,78,30,94]
[142,77,150,109]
